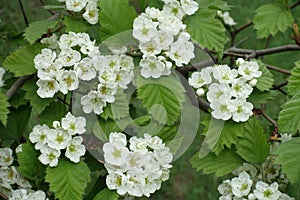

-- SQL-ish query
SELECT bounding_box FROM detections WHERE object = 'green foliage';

[195,0,231,11]
[2,44,44,77]
[274,138,300,183]
[23,19,59,44]
[99,0,137,40]
[202,117,245,155]
[0,92,10,126]
[46,159,91,200]
[93,188,119,200]
[185,9,226,57]
[64,16,89,33]
[236,117,269,164]
[39,101,67,127]
[288,60,300,96]
[248,89,277,107]
[17,142,46,184]
[278,91,300,134]
[253,3,294,38]
[190,149,243,177]
[256,60,274,91]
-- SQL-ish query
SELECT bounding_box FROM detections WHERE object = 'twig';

[39,0,55,15]
[260,105,278,128]
[18,0,29,27]
[5,75,33,100]
[290,0,300,9]
[131,0,142,15]
[234,21,253,35]
[0,192,8,200]
[265,64,291,75]
[57,96,71,108]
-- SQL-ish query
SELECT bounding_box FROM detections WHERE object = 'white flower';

[140,56,166,78]
[16,144,23,153]
[218,179,232,197]
[103,143,130,166]
[47,128,72,150]
[278,193,295,200]
[231,171,253,198]
[58,48,81,67]
[253,181,281,200]
[38,145,61,167]
[0,148,13,167]
[181,0,199,15]
[36,78,59,98]
[65,136,86,163]
[207,83,232,103]
[65,0,87,12]
[82,1,99,25]
[9,189,28,200]
[158,13,186,35]
[109,46,128,55]
[74,57,96,81]
[139,37,162,57]
[97,84,118,103]
[129,136,148,153]
[0,67,5,87]
[196,88,205,96]
[231,98,253,122]
[109,132,127,147]
[238,61,262,80]
[163,1,185,19]
[120,55,134,71]
[249,79,258,87]
[81,91,107,114]
[29,124,51,150]
[210,98,234,121]
[232,163,258,178]
[188,67,213,88]
[133,14,158,42]
[115,70,134,89]
[236,58,246,66]
[154,147,173,167]
[16,174,32,188]
[0,166,18,184]
[58,32,78,49]
[280,133,293,143]
[213,64,238,84]
[40,34,58,49]
[27,190,48,200]
[106,172,128,195]
[231,78,253,98]
[222,11,237,26]
[34,48,56,68]
[57,70,79,94]
[37,60,62,79]
[144,133,165,150]
[157,30,174,50]
[61,112,86,135]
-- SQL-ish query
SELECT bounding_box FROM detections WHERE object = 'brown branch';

[18,0,29,27]
[265,64,291,75]
[260,105,278,128]
[0,192,8,200]
[290,0,300,9]
[234,21,253,35]
[5,75,33,100]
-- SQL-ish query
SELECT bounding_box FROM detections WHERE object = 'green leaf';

[93,188,119,200]
[64,16,89,33]
[39,101,67,127]
[202,117,245,155]
[185,9,226,57]
[99,0,137,40]
[274,138,300,183]
[195,0,231,11]
[2,44,44,76]
[248,89,277,107]
[256,60,274,91]
[17,142,46,183]
[236,117,269,164]
[0,92,10,126]
[253,3,294,38]
[136,74,185,125]
[278,91,300,134]
[23,19,59,44]
[46,159,91,200]
[190,149,243,177]
[22,79,54,114]
[9,90,28,109]
[288,60,300,96]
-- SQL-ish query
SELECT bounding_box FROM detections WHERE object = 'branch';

[265,64,291,75]
[5,75,33,100]
[18,0,29,27]
[0,192,8,200]
[290,0,300,9]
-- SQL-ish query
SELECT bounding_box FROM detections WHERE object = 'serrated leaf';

[2,44,44,77]
[202,117,244,155]
[9,90,28,109]
[195,0,231,11]
[256,60,274,91]
[190,149,243,177]
[136,74,185,125]
[64,16,89,33]
[23,19,59,44]
[46,159,91,200]
[39,101,67,127]
[288,60,300,96]
[185,9,226,57]
[22,79,54,114]
[253,3,293,38]
[248,88,277,107]
[17,142,46,183]
[0,92,10,126]
[93,188,119,200]
[236,117,269,164]
[274,138,300,183]
[278,91,300,134]
[99,0,137,40]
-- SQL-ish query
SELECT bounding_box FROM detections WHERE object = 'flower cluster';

[29,112,86,167]
[0,67,5,87]
[0,148,48,199]
[9,189,48,200]
[133,0,199,78]
[218,171,294,200]
[103,132,173,197]
[58,0,99,24]
[189,58,262,122]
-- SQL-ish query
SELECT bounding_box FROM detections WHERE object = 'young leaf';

[195,0,231,11]
[288,60,300,96]
[274,138,300,183]
[99,0,137,40]
[190,149,243,177]
[64,16,89,33]
[278,91,300,134]
[46,159,91,200]
[0,92,10,126]
[39,101,67,127]
[256,60,274,91]
[185,9,226,57]
[23,19,59,44]
[236,117,269,164]
[93,188,119,200]
[253,3,293,38]
[2,44,43,77]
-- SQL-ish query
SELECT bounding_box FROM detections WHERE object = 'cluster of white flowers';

[218,171,294,200]
[217,10,237,26]
[57,0,99,24]
[29,112,86,167]
[189,58,262,122]
[0,67,5,87]
[9,189,48,200]
[103,132,173,197]
[132,0,199,78]
[0,148,48,199]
